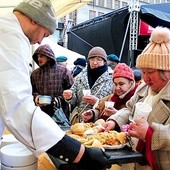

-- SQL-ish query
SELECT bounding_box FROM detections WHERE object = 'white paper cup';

[83,89,91,96]
[105,101,115,109]
[134,102,152,120]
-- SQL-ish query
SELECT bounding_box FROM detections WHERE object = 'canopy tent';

[52,0,92,19]
[68,7,130,63]
[67,3,170,65]
[140,3,170,28]
[0,0,92,19]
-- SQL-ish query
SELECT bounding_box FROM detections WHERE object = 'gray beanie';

[13,0,56,34]
[88,47,107,61]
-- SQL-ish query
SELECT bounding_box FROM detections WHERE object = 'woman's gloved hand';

[78,147,111,170]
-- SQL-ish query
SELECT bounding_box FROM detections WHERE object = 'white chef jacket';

[0,13,65,157]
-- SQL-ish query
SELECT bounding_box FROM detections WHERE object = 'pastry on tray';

[67,120,128,150]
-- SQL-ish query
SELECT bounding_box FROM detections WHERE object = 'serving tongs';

[126,135,133,149]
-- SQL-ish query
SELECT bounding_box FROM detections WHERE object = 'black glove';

[77,147,111,170]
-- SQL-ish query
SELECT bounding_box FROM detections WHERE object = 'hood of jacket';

[32,44,56,66]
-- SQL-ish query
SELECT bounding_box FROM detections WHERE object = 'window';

[89,10,96,19]
[115,0,120,9]
[69,11,76,26]
[98,0,105,7]
[106,0,112,8]
[149,0,154,3]
[122,1,128,7]
[155,0,161,3]
[88,0,97,5]
[98,12,104,16]
[140,0,149,2]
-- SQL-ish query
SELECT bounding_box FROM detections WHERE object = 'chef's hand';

[128,117,149,140]
[78,147,111,170]
[98,120,116,132]
[82,95,98,105]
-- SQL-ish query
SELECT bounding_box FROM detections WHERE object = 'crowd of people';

[0,0,170,170]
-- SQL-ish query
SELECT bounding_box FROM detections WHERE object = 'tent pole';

[128,0,140,67]
[119,14,131,62]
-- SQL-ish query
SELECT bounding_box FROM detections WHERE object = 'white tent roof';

[33,38,85,70]
[0,0,92,19]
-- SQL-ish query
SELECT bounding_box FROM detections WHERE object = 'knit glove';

[78,147,111,170]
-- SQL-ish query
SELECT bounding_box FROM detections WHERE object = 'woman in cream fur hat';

[100,26,170,170]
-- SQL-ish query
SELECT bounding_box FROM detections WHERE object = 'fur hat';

[88,47,107,61]
[13,0,56,34]
[56,56,68,62]
[32,44,56,66]
[113,63,134,81]
[107,54,120,63]
[136,26,170,70]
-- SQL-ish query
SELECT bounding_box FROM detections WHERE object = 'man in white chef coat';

[0,0,111,169]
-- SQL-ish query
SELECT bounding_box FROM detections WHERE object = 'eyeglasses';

[89,58,104,63]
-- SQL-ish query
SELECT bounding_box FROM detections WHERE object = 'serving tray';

[48,145,144,170]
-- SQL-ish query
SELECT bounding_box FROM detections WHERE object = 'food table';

[48,126,144,170]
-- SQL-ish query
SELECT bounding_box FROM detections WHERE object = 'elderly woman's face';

[141,68,168,92]
[113,77,133,96]
[88,56,105,69]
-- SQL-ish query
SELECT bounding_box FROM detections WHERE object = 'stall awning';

[52,0,92,19]
[0,0,92,19]
[139,20,154,36]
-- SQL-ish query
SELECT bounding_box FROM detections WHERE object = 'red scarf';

[101,84,138,120]
[111,84,138,110]
[136,127,158,170]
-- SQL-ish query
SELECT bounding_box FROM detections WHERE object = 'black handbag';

[52,97,70,127]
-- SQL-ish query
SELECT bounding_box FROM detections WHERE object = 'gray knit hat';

[13,0,56,34]
[88,47,107,61]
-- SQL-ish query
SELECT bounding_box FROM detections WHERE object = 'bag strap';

[53,97,62,109]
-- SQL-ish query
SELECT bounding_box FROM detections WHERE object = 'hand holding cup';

[134,102,152,120]
[63,90,73,100]
[105,101,115,109]
[82,110,93,122]
[103,101,115,117]
[83,89,91,96]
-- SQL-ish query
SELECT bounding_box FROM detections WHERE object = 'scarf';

[87,63,108,88]
[136,127,158,170]
[111,84,138,110]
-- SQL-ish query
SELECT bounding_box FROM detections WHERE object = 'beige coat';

[109,82,170,170]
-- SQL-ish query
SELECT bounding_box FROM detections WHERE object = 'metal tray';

[107,145,144,164]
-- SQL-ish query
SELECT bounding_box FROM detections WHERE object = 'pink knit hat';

[113,63,134,81]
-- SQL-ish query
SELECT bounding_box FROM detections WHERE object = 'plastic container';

[1,134,18,149]
[39,95,52,105]
[1,143,37,170]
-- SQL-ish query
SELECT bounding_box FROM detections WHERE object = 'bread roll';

[95,119,105,126]
[70,123,86,135]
